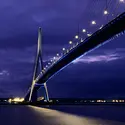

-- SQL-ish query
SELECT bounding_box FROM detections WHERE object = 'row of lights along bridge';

[43,0,125,72]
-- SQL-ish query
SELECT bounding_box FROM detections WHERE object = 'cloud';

[72,49,125,64]
[0,70,9,76]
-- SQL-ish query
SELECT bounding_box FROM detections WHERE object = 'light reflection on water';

[28,105,125,125]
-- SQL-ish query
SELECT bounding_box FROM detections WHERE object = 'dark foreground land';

[0,105,125,125]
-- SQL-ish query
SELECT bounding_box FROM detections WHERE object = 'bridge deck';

[36,12,125,85]
[25,12,125,101]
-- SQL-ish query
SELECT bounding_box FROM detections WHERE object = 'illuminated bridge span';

[25,11,125,102]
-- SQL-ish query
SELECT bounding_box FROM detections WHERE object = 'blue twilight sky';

[0,0,125,98]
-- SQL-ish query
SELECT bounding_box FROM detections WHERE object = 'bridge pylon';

[28,27,49,102]
[43,82,49,101]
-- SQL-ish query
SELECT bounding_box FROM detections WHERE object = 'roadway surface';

[0,105,125,125]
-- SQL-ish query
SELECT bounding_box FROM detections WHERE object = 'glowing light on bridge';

[76,42,79,46]
[82,29,86,33]
[87,33,92,37]
[62,48,66,51]
[75,35,79,39]
[50,60,53,62]
[70,47,73,50]
[104,10,108,15]
[91,20,96,25]
[46,65,48,68]
[53,57,56,59]
[57,53,59,56]
[81,38,84,42]
[44,68,46,70]
[67,49,69,53]
[99,25,103,29]
[69,41,72,44]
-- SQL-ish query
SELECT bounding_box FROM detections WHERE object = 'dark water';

[47,105,125,122]
[0,105,125,125]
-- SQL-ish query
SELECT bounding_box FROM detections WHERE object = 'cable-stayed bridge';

[24,1,125,102]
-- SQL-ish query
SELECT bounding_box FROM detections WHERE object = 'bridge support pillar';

[24,92,30,102]
[43,82,49,102]
[30,87,38,102]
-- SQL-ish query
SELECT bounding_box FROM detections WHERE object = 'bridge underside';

[25,12,125,102]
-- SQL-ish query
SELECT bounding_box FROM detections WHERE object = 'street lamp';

[62,48,66,51]
[91,20,96,25]
[82,29,86,33]
[69,41,72,44]
[75,35,79,39]
[81,38,84,42]
[104,10,108,15]
[87,34,92,37]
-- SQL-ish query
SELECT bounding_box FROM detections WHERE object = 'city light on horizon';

[13,97,24,102]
